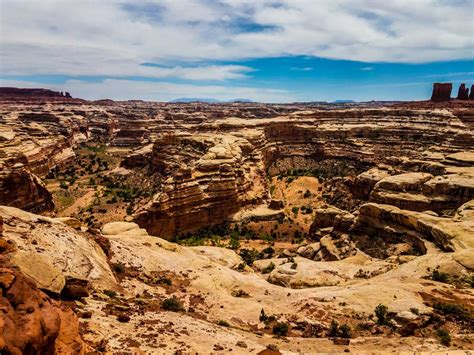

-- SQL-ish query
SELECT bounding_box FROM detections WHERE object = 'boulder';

[10,251,66,295]
[101,221,148,236]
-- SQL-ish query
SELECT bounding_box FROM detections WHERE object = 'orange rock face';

[0,256,85,354]
[0,166,54,213]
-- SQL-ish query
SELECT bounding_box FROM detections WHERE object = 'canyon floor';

[0,94,473,354]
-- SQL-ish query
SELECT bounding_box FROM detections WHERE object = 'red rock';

[470,85,474,100]
[0,256,85,354]
[457,83,469,100]
[431,82,452,101]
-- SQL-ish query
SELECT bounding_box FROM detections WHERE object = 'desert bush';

[436,328,451,346]
[375,304,389,325]
[272,322,289,336]
[103,289,117,298]
[431,270,449,283]
[217,320,230,327]
[112,262,126,274]
[239,248,259,266]
[161,296,184,312]
[433,302,466,316]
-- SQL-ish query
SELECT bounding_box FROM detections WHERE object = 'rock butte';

[0,87,473,353]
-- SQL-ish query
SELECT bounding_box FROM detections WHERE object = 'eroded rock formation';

[0,257,85,354]
[431,82,452,101]
[0,90,473,352]
[457,83,469,100]
[0,165,54,212]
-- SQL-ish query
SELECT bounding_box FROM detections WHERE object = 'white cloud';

[424,71,474,78]
[361,67,374,71]
[290,67,313,71]
[0,0,472,81]
[0,78,295,103]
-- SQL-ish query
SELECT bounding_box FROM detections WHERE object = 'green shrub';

[228,237,240,250]
[217,319,230,327]
[431,270,449,283]
[103,289,117,298]
[161,296,184,312]
[328,320,351,338]
[239,248,259,266]
[272,322,289,336]
[328,320,339,337]
[433,302,465,316]
[259,308,268,322]
[375,304,388,325]
[112,263,126,274]
[436,328,451,346]
[292,206,299,216]
[340,324,352,338]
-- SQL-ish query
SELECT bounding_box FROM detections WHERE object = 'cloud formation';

[1,0,473,101]
[0,78,294,103]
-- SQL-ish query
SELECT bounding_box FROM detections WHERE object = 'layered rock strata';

[134,133,267,237]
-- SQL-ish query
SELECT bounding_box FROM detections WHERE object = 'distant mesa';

[0,87,72,99]
[431,82,452,102]
[169,97,254,103]
[431,82,473,102]
[331,100,355,104]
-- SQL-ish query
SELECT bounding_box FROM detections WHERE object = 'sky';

[1,0,473,102]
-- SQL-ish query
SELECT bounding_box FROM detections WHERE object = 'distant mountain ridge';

[331,99,355,103]
[169,97,254,103]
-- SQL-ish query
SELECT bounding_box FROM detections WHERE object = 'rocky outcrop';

[457,83,469,100]
[431,82,452,101]
[0,165,54,212]
[0,257,85,354]
[134,133,267,238]
[353,202,474,252]
[0,206,117,291]
[470,85,474,100]
[369,171,474,213]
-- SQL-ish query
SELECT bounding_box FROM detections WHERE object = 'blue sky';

[1,0,473,102]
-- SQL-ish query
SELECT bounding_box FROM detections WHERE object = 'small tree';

[375,304,388,325]
[272,322,289,336]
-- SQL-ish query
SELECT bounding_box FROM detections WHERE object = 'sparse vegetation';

[272,322,289,336]
[161,296,184,312]
[375,304,388,325]
[112,262,126,274]
[430,270,449,283]
[328,320,352,338]
[103,289,117,298]
[436,328,451,346]
[433,302,466,316]
[217,319,230,327]
[239,248,259,266]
